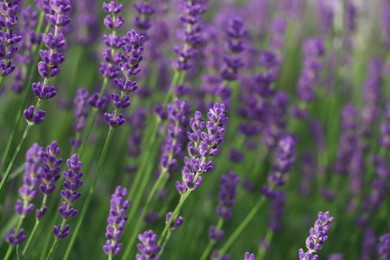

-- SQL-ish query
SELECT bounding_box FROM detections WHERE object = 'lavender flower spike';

[16,144,44,216]
[216,172,239,219]
[103,186,131,256]
[0,0,22,77]
[176,103,228,194]
[299,211,334,260]
[378,232,390,259]
[173,0,207,71]
[136,230,161,260]
[53,154,83,239]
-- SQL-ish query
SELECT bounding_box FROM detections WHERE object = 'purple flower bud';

[24,105,46,125]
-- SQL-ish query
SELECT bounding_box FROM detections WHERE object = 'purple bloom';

[37,141,63,218]
[15,144,44,216]
[39,141,63,195]
[315,0,334,34]
[378,232,390,260]
[172,0,207,71]
[133,2,155,39]
[103,186,131,256]
[165,212,184,229]
[382,0,390,47]
[216,172,239,219]
[268,191,285,231]
[361,59,383,136]
[12,5,41,93]
[220,17,246,81]
[299,211,334,260]
[53,154,83,239]
[5,228,25,246]
[160,98,190,174]
[228,148,244,163]
[261,134,296,197]
[126,108,147,173]
[293,38,325,119]
[176,103,228,194]
[24,0,72,124]
[100,0,125,79]
[334,104,358,175]
[71,88,89,148]
[136,230,161,260]
[74,0,99,45]
[0,0,22,77]
[208,226,224,242]
[379,101,390,149]
[104,30,144,128]
[244,252,255,260]
[24,105,46,125]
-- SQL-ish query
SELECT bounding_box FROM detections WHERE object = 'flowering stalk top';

[0,0,22,77]
[54,154,83,239]
[261,134,296,198]
[176,103,228,194]
[24,0,72,125]
[299,211,334,260]
[104,30,145,128]
[103,186,131,256]
[173,0,207,71]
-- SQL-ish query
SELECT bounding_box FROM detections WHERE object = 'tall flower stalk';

[0,0,72,195]
[64,27,145,260]
[157,103,228,255]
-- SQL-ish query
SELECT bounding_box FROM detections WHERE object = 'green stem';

[158,191,191,256]
[0,124,32,195]
[108,254,113,260]
[200,218,224,260]
[162,70,184,106]
[45,239,58,260]
[63,127,115,260]
[22,218,40,256]
[219,197,266,255]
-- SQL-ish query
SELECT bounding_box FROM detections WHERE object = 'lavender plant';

[0,0,389,259]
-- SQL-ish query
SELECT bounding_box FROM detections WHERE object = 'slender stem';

[45,239,58,260]
[63,127,115,260]
[200,218,224,260]
[0,75,4,89]
[0,124,32,195]
[219,197,266,255]
[22,219,40,256]
[162,70,182,106]
[158,191,191,256]
[108,254,113,260]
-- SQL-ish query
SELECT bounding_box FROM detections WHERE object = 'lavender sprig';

[46,154,83,259]
[298,211,334,260]
[160,103,228,255]
[0,0,22,81]
[103,186,131,257]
